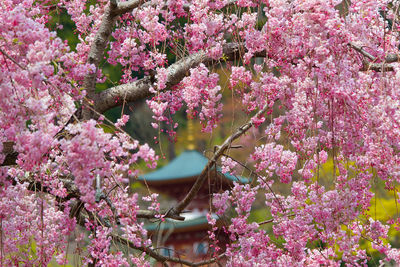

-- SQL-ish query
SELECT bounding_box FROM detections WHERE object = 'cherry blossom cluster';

[181,64,222,132]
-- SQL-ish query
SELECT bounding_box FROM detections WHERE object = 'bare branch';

[95,47,210,112]
[113,0,146,16]
[95,75,154,113]
[168,103,270,217]
[349,42,400,63]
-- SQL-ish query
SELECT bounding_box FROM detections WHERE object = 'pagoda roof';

[139,150,249,184]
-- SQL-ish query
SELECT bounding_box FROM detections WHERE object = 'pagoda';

[139,144,248,263]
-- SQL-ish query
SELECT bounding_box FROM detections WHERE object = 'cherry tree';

[1,0,400,265]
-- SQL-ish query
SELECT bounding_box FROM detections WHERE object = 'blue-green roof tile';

[139,150,249,183]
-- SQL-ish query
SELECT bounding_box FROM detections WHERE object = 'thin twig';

[0,48,27,70]
[258,213,295,226]
[221,153,286,213]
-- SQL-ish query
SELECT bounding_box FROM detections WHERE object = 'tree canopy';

[2,0,400,266]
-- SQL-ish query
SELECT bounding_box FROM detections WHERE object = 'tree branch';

[112,0,145,16]
[363,62,395,72]
[349,42,400,72]
[82,0,149,119]
[384,53,400,63]
[95,42,265,113]
[348,43,376,61]
[83,2,118,99]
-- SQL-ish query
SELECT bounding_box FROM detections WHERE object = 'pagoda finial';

[187,113,196,150]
